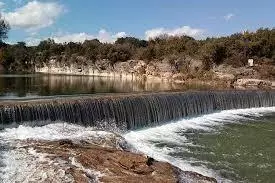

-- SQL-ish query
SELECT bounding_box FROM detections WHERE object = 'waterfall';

[1,90,275,130]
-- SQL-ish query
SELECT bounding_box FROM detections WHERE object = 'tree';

[0,16,10,42]
[107,44,132,64]
[115,37,148,47]
[0,16,9,67]
[82,39,101,62]
[199,41,227,70]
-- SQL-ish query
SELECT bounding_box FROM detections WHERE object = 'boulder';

[163,72,173,78]
[172,73,187,81]
[18,137,217,183]
[214,72,235,80]
[235,79,272,87]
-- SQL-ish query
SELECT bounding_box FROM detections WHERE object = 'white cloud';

[114,32,127,38]
[52,32,94,44]
[95,29,126,43]
[53,29,127,44]
[3,1,64,31]
[25,37,42,46]
[145,26,204,40]
[26,29,127,46]
[224,13,235,21]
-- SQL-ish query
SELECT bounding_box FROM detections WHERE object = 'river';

[0,74,274,183]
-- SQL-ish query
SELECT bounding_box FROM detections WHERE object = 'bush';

[2,27,275,73]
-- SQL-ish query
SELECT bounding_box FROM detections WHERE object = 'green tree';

[115,37,148,47]
[0,16,10,42]
[0,16,10,67]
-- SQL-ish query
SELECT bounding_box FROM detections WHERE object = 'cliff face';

[35,57,275,88]
[35,58,204,82]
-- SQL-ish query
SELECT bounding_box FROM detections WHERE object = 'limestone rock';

[132,60,146,74]
[20,138,217,183]
[235,79,272,87]
[172,73,187,81]
[163,72,173,78]
[214,72,235,80]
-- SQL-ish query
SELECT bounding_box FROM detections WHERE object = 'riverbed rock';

[172,73,187,83]
[163,72,173,79]
[235,78,272,87]
[214,72,235,80]
[19,138,217,183]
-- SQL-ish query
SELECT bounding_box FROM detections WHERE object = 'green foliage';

[106,44,132,64]
[115,37,148,47]
[137,46,156,61]
[2,42,34,72]
[2,27,275,72]
[199,41,227,69]
[0,17,10,42]
[82,39,100,62]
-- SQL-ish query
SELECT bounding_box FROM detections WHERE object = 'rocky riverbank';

[35,59,275,89]
[2,131,217,183]
[35,59,202,83]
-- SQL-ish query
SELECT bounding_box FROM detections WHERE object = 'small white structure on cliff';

[248,59,254,67]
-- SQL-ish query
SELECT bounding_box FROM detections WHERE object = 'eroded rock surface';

[0,123,216,183]
[16,138,217,183]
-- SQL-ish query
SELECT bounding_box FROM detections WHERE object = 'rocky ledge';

[17,136,217,183]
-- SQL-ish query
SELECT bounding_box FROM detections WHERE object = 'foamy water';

[124,107,275,182]
[0,123,116,142]
[0,123,117,183]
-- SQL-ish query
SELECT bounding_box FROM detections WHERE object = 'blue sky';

[0,0,274,45]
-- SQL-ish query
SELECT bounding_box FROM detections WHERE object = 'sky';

[0,0,274,46]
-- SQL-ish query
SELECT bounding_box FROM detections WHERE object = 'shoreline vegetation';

[0,28,275,89]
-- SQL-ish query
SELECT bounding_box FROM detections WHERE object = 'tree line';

[0,19,274,73]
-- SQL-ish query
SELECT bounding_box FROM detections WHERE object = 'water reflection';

[0,74,207,99]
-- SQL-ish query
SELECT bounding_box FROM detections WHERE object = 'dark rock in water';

[20,137,217,183]
[146,156,155,166]
[59,139,74,146]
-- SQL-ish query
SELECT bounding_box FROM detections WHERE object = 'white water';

[0,123,117,183]
[0,123,116,142]
[1,107,275,182]
[124,107,275,182]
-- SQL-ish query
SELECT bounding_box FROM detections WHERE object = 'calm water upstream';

[0,74,211,99]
